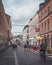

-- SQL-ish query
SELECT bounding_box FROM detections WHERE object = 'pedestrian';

[24,43,27,51]
[26,40,30,51]
[40,40,47,61]
[29,44,31,51]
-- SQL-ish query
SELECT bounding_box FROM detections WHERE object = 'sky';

[2,0,45,36]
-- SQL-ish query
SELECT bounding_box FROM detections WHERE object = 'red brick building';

[0,0,12,39]
[5,14,12,40]
[0,0,12,50]
[38,0,52,48]
[0,0,9,38]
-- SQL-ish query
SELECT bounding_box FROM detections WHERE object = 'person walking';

[40,40,47,61]
[24,43,27,51]
[26,40,30,51]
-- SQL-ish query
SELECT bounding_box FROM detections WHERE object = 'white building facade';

[23,25,29,44]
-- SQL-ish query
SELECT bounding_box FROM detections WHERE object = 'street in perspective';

[0,0,52,65]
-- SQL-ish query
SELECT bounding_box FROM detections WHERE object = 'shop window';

[47,34,50,48]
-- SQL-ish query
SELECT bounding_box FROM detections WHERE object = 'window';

[44,22,46,32]
[47,34,51,48]
[47,34,50,47]
[42,10,47,18]
[42,23,44,32]
[42,22,46,32]
[47,20,50,31]
[48,6,50,14]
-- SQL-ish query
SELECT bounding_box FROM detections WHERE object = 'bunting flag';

[35,28,40,32]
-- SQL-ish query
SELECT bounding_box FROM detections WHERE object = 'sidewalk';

[31,49,52,58]
[0,45,10,54]
[46,53,52,58]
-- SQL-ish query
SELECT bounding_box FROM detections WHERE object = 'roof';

[38,0,50,13]
[23,25,29,31]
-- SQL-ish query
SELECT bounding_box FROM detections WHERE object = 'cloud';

[3,0,45,19]
[11,25,24,35]
[12,18,29,24]
[2,0,45,35]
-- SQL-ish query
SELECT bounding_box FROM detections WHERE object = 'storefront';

[36,35,44,46]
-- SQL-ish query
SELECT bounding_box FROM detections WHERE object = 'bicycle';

[40,51,46,61]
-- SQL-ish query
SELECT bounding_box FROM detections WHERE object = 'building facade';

[38,0,52,48]
[5,14,12,40]
[0,0,12,50]
[29,13,39,45]
[23,25,29,44]
[0,0,9,38]
[14,35,23,46]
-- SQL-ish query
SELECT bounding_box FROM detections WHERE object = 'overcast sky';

[2,0,45,36]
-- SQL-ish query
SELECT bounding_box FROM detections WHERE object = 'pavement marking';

[13,50,19,65]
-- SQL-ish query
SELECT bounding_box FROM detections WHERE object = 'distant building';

[17,35,23,39]
[5,14,12,40]
[38,0,52,48]
[29,13,39,45]
[23,25,29,44]
[13,35,23,46]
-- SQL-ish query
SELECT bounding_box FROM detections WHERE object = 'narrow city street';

[0,0,52,65]
[0,46,52,65]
